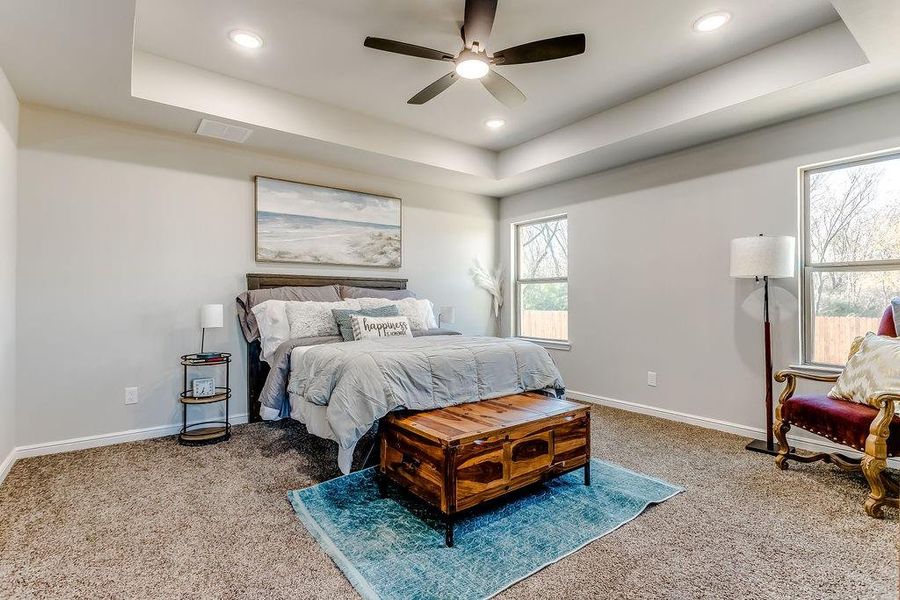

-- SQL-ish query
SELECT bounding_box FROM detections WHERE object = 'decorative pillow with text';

[332,305,400,341]
[350,315,413,340]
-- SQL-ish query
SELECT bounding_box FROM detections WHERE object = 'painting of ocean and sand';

[255,176,401,267]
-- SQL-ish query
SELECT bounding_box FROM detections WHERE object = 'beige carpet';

[1,405,897,599]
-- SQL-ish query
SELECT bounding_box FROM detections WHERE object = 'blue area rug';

[288,459,682,600]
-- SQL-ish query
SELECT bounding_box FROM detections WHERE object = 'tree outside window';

[803,153,900,365]
[515,216,568,342]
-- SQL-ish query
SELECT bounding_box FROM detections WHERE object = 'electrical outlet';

[125,386,139,405]
[647,371,657,387]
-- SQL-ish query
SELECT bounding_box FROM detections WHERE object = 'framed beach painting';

[255,176,401,267]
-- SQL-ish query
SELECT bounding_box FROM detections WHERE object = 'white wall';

[0,69,17,468]
[16,105,498,447]
[500,92,900,435]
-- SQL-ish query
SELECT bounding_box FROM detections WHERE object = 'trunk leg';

[584,462,591,486]
[377,471,387,499]
[444,515,454,548]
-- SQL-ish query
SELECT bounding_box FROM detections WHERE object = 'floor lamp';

[730,235,796,455]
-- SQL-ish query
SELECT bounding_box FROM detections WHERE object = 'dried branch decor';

[470,259,504,318]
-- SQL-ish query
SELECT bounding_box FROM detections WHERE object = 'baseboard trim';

[4,390,897,487]
[0,448,15,487]
[566,389,900,468]
[1,414,249,484]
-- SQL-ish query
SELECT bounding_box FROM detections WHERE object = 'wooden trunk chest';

[378,392,591,546]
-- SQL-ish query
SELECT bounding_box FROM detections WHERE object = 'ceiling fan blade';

[493,34,586,65]
[462,0,498,49]
[364,37,454,61]
[481,70,525,107]
[408,72,459,105]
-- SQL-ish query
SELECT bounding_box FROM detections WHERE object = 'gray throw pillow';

[338,285,417,300]
[332,305,400,341]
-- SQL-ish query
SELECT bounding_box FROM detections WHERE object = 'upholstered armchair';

[773,305,899,518]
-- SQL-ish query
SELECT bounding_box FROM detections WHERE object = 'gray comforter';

[286,335,565,449]
[257,330,464,420]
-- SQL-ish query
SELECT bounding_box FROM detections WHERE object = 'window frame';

[799,147,900,368]
[513,213,569,346]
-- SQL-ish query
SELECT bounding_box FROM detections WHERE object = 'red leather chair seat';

[783,394,900,456]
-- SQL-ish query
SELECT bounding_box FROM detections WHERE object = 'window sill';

[517,337,571,351]
[788,364,844,376]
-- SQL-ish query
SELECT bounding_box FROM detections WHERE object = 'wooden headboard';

[244,273,408,422]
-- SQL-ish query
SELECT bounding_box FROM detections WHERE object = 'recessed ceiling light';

[485,118,506,129]
[455,50,490,79]
[229,30,264,49]
[693,11,731,33]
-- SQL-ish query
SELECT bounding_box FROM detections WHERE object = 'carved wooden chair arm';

[868,391,900,410]
[774,368,840,406]
[774,368,840,384]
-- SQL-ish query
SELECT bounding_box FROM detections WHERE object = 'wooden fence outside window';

[521,311,882,365]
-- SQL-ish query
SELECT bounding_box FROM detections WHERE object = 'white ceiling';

[134,0,839,150]
[1,1,900,197]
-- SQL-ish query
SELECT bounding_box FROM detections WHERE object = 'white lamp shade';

[439,306,456,325]
[200,304,224,329]
[729,236,796,279]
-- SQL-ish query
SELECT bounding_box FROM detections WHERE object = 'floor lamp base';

[745,438,794,456]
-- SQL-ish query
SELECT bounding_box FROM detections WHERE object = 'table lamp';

[438,306,456,329]
[199,303,224,358]
[730,234,796,455]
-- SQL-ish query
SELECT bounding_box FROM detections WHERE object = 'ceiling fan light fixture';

[229,29,264,49]
[455,51,490,79]
[484,118,506,129]
[692,11,731,33]
[363,0,585,105]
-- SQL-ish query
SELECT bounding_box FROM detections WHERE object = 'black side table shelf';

[179,352,231,445]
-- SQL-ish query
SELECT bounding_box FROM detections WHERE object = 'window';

[801,151,900,366]
[514,215,568,343]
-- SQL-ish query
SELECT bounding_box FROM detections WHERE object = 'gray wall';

[500,92,900,434]
[16,105,499,447]
[0,69,17,464]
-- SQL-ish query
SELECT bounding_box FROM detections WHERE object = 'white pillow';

[285,299,361,338]
[357,297,437,330]
[828,333,900,406]
[350,315,413,340]
[251,300,290,364]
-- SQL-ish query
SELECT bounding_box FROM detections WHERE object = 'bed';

[240,273,565,473]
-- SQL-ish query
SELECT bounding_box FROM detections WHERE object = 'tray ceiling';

[134,0,839,150]
[1,1,899,196]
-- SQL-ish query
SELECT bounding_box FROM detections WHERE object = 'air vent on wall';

[195,118,253,143]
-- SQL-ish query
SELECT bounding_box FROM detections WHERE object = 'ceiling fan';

[363,0,586,107]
